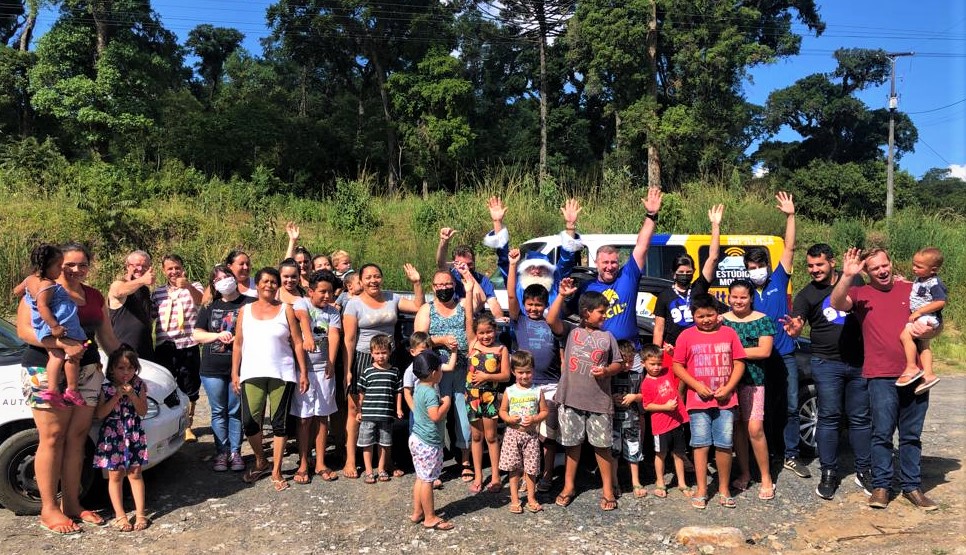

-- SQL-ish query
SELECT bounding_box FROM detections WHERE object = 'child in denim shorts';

[610,340,646,498]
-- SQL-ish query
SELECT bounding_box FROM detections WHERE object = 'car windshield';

[0,318,26,353]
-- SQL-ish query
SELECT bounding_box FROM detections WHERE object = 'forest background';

[0,0,963,361]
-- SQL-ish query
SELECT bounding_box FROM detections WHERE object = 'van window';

[646,246,688,278]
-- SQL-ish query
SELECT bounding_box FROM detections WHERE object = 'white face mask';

[748,267,769,286]
[214,277,238,296]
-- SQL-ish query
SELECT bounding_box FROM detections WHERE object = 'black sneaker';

[854,470,873,496]
[784,457,812,479]
[815,470,839,500]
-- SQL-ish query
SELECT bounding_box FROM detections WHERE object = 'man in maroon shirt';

[830,248,937,511]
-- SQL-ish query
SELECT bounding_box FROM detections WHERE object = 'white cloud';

[948,164,966,180]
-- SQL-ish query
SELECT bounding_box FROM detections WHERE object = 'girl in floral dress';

[465,313,510,493]
[94,345,149,532]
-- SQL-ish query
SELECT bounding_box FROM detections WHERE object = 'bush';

[332,176,377,233]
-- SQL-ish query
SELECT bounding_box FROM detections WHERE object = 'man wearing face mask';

[653,204,725,357]
[109,250,156,360]
[742,191,809,478]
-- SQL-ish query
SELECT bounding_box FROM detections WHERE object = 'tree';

[568,0,824,187]
[186,25,244,104]
[756,48,918,173]
[917,167,966,215]
[389,47,473,197]
[1,1,25,46]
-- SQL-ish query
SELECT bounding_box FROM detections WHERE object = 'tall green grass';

[2,163,962,363]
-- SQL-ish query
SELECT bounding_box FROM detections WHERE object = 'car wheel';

[0,428,97,515]
[798,383,818,457]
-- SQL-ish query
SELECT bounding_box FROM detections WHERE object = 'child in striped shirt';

[357,334,403,484]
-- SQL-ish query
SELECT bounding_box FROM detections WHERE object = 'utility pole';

[885,51,913,218]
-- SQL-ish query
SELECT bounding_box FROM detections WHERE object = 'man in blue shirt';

[577,188,663,348]
[743,191,810,479]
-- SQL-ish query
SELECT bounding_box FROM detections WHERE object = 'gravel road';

[2,377,963,554]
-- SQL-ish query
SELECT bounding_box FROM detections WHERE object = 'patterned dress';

[93,378,148,470]
[466,347,502,419]
[723,315,776,386]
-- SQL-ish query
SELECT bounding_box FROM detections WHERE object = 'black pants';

[153,342,201,402]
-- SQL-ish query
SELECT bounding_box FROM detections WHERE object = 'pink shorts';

[737,384,765,422]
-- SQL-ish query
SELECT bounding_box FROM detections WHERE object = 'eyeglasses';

[432,284,454,289]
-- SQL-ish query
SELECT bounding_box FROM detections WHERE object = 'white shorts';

[536,384,559,442]
[289,371,338,418]
[911,314,940,328]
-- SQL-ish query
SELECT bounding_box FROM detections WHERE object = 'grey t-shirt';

[555,327,621,414]
[306,304,342,372]
[343,292,401,353]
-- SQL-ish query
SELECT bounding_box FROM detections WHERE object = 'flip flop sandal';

[719,495,737,508]
[133,517,151,531]
[555,493,575,507]
[293,471,311,485]
[316,469,339,481]
[895,369,925,387]
[111,517,133,532]
[633,485,648,498]
[508,502,524,514]
[691,495,708,510]
[915,377,940,395]
[392,469,405,478]
[485,482,502,493]
[599,497,618,511]
[70,509,106,526]
[272,478,290,492]
[467,482,483,494]
[525,502,543,513]
[363,473,377,484]
[423,520,455,531]
[378,471,391,482]
[653,485,668,498]
[460,466,475,482]
[40,518,82,535]
[758,484,776,501]
[242,465,271,484]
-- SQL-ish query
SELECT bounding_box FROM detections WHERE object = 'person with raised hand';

[435,226,502,317]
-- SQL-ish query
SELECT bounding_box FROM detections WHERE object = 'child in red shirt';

[672,294,746,509]
[639,344,690,499]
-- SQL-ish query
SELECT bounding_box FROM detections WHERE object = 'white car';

[0,319,188,515]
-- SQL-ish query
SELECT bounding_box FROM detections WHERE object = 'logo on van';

[724,247,745,258]
[716,247,749,287]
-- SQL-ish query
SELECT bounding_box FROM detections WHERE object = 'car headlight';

[145,397,160,420]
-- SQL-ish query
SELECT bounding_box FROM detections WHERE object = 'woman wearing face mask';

[652,205,725,356]
[193,265,254,472]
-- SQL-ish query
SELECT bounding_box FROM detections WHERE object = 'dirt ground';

[1,377,963,555]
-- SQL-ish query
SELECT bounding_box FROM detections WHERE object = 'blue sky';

[34,0,966,179]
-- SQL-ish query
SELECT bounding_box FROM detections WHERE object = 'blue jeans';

[811,357,872,473]
[867,378,929,492]
[201,375,242,455]
[688,408,735,449]
[781,353,800,459]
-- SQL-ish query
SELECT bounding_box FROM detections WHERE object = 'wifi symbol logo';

[725,247,745,258]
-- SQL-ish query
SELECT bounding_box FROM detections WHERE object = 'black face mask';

[435,287,455,303]
[674,273,693,287]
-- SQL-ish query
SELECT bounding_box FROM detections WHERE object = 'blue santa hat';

[517,250,555,275]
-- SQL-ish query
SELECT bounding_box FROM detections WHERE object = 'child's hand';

[439,227,457,242]
[621,393,637,406]
[713,386,732,401]
[508,248,521,266]
[469,370,488,386]
[908,312,920,323]
[559,277,577,298]
[438,334,458,351]
[397,409,404,419]
[591,365,605,378]
[666,397,678,410]
[119,383,134,397]
[217,331,233,344]
[303,336,316,352]
[520,414,532,427]
[694,383,714,400]
[356,413,363,423]
[50,324,66,338]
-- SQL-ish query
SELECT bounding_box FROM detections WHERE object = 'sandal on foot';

[653,485,668,498]
[316,468,339,481]
[691,495,708,509]
[40,518,81,535]
[679,486,694,498]
[293,471,311,485]
[242,465,271,484]
[555,493,575,507]
[423,519,455,531]
[392,469,405,478]
[526,501,543,513]
[758,484,776,501]
[111,517,133,532]
[432,479,443,490]
[599,497,618,511]
[895,369,924,387]
[70,509,105,526]
[508,502,524,514]
[719,495,737,508]
[133,517,150,531]
[634,485,648,498]
[460,465,475,482]
[363,473,377,484]
[272,478,290,492]
[467,482,483,494]
[485,481,502,493]
[378,471,391,482]
[915,377,940,395]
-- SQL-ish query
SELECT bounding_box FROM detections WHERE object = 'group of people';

[16,188,946,534]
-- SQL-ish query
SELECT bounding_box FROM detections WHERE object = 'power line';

[906,97,966,114]
[917,136,952,166]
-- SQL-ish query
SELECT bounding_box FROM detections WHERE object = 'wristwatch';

[645,212,659,223]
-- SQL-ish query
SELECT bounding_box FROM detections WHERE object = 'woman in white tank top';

[231,267,309,491]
